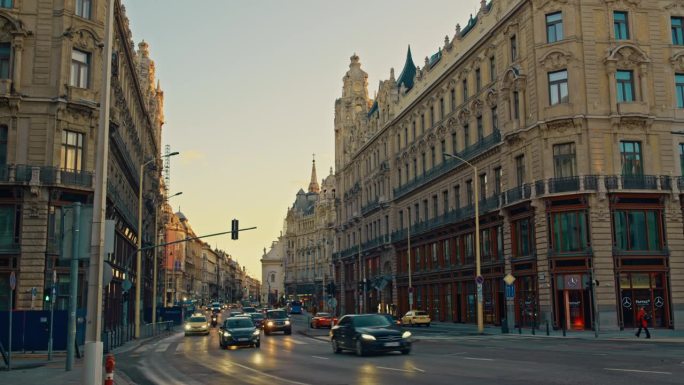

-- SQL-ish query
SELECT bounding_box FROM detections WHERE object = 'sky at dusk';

[124,0,482,278]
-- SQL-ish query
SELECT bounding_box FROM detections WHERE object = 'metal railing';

[102,321,175,353]
[548,176,580,193]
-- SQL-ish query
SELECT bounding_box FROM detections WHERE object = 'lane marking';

[135,345,152,353]
[175,343,184,353]
[463,357,494,361]
[286,338,308,345]
[311,355,329,360]
[449,352,467,355]
[592,353,608,356]
[227,361,312,385]
[411,366,425,373]
[604,368,671,375]
[155,342,170,353]
[376,366,413,373]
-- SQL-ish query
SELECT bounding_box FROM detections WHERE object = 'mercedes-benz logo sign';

[622,297,632,308]
[654,296,665,308]
[568,276,578,288]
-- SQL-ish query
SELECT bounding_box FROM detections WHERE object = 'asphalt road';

[114,312,684,385]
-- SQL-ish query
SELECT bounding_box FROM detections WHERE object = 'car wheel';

[355,340,365,357]
[401,348,411,355]
[255,341,261,348]
[331,338,342,354]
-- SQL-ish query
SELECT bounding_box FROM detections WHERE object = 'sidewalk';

[0,332,173,385]
[425,320,684,343]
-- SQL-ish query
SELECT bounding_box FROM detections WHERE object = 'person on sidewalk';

[635,306,651,339]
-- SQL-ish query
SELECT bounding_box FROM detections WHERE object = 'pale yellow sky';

[125,0,482,277]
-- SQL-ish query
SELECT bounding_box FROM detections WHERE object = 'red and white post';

[104,354,115,385]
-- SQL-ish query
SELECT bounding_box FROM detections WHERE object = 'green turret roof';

[396,46,416,92]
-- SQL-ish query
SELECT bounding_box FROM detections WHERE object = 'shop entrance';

[555,273,593,331]
[618,272,669,328]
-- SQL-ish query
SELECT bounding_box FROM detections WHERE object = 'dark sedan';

[249,312,265,329]
[330,314,411,356]
[263,309,292,335]
[219,317,261,349]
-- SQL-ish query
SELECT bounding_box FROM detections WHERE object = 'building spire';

[308,154,320,193]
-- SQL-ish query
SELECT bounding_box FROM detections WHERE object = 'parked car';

[219,316,260,349]
[401,310,431,326]
[330,314,411,356]
[263,309,292,335]
[310,312,335,328]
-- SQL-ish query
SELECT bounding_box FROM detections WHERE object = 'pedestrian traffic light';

[231,219,239,240]
[44,292,51,302]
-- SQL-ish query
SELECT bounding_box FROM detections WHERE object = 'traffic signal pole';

[66,202,81,371]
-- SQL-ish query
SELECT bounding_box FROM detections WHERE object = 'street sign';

[475,275,484,285]
[505,284,515,300]
[476,283,483,304]
[9,271,16,290]
[122,279,132,292]
[504,273,516,286]
[53,269,57,284]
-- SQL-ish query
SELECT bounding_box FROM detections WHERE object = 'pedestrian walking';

[635,306,651,339]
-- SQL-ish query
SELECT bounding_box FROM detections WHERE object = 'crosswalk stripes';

[134,344,152,353]
[155,342,171,352]
[175,343,185,354]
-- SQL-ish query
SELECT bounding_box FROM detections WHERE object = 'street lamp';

[136,151,179,338]
[444,152,483,334]
[153,191,182,322]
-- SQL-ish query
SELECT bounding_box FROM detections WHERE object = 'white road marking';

[463,357,494,361]
[604,368,671,375]
[155,342,170,353]
[175,343,184,353]
[311,355,329,360]
[286,338,308,345]
[376,366,413,373]
[135,345,152,353]
[227,361,312,385]
[411,366,425,373]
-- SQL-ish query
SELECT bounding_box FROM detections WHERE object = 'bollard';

[501,318,508,334]
[546,321,550,336]
[104,354,115,385]
[562,324,566,337]
[518,325,522,334]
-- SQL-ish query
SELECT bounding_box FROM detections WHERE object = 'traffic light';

[44,292,51,303]
[231,219,239,240]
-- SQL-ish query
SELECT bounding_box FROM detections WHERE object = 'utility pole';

[407,209,413,312]
[66,203,81,371]
[82,0,114,382]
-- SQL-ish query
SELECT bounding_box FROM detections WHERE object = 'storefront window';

[619,272,668,328]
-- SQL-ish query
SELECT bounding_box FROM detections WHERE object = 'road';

[115,312,684,385]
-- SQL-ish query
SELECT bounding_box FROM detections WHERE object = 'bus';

[289,300,303,314]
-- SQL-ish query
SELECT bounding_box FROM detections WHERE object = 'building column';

[12,37,22,93]
[664,195,684,330]
[589,195,620,330]
[606,63,617,114]
[531,198,552,328]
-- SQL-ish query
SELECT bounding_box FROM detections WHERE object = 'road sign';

[476,283,483,304]
[504,273,516,286]
[9,271,16,290]
[505,284,515,300]
[122,279,132,292]
[53,269,57,284]
[475,275,484,285]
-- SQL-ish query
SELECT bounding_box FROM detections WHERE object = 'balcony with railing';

[503,184,531,206]
[548,176,579,193]
[393,130,501,199]
[361,198,380,215]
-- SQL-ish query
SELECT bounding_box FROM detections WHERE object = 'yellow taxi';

[401,310,431,327]
[184,313,210,336]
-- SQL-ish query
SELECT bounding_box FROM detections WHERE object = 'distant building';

[261,240,285,306]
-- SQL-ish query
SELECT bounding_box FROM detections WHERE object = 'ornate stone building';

[282,159,337,311]
[0,0,166,336]
[334,0,684,331]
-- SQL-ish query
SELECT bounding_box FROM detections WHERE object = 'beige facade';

[0,0,167,334]
[261,239,285,306]
[282,159,337,311]
[334,0,684,331]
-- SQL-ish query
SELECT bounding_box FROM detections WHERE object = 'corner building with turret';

[333,0,684,331]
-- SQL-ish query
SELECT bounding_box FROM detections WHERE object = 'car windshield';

[226,318,254,328]
[353,315,392,327]
[415,311,428,316]
[250,313,264,319]
[243,307,256,313]
[189,316,206,322]
[316,313,331,317]
[268,311,287,319]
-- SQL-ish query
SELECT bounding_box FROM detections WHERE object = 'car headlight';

[284,320,291,326]
[402,331,412,339]
[267,321,274,327]
[184,324,191,330]
[361,334,376,341]
[252,330,260,336]
[223,331,231,337]
[201,324,207,329]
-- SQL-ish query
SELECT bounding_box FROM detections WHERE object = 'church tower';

[308,156,320,193]
[334,54,371,170]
